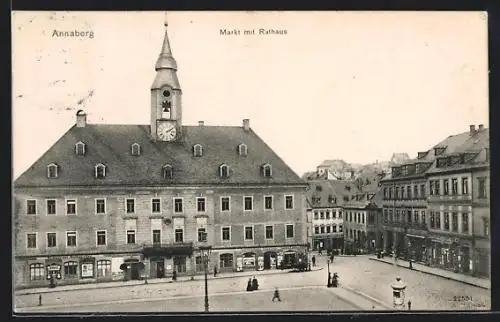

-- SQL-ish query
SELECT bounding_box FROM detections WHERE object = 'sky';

[12,11,489,180]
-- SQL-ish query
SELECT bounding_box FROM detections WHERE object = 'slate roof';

[14,124,306,187]
[382,127,489,180]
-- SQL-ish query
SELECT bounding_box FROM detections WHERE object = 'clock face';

[157,122,177,141]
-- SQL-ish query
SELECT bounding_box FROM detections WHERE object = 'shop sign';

[257,256,264,271]
[277,255,283,267]
[243,256,255,268]
[46,264,61,280]
[236,257,243,272]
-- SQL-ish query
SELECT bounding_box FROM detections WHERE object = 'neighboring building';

[390,153,410,166]
[13,20,308,288]
[316,160,354,180]
[305,181,346,252]
[342,192,380,254]
[379,125,490,278]
[426,124,490,277]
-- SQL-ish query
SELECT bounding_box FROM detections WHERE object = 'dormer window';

[47,163,59,178]
[219,164,230,178]
[95,163,106,178]
[75,141,86,156]
[163,164,173,179]
[238,144,248,156]
[131,143,141,156]
[193,144,203,157]
[261,164,272,178]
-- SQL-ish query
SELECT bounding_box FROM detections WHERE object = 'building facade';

[13,20,308,288]
[305,181,344,252]
[342,193,380,254]
[379,125,490,278]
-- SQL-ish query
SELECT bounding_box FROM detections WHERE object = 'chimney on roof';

[469,124,476,135]
[198,121,204,126]
[478,124,484,130]
[243,119,250,131]
[76,110,87,128]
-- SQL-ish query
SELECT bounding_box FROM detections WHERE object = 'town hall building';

[13,19,308,288]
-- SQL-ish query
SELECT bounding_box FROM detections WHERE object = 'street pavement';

[14,254,491,312]
[16,287,360,312]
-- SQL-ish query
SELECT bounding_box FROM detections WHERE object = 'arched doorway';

[264,251,277,269]
[242,252,256,269]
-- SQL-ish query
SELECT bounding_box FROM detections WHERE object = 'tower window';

[47,163,59,178]
[219,164,230,178]
[95,164,106,178]
[75,141,86,156]
[163,164,173,179]
[238,144,248,156]
[193,144,203,157]
[261,164,272,178]
[131,143,141,156]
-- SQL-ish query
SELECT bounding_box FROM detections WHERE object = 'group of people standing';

[246,276,259,291]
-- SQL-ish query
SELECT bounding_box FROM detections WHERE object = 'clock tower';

[151,14,182,141]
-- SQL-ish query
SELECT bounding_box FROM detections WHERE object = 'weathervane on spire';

[164,11,168,27]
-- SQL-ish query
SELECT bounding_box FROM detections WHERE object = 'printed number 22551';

[453,296,472,301]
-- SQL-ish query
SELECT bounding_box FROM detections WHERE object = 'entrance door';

[130,263,139,280]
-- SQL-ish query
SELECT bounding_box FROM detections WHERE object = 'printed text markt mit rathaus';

[220,28,288,36]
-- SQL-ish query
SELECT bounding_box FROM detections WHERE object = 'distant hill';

[303,155,410,190]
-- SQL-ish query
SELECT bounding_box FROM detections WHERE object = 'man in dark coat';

[312,255,316,267]
[252,276,259,291]
[246,278,253,291]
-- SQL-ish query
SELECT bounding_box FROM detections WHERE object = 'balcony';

[427,194,472,203]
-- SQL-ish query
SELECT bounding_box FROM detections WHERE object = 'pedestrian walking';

[330,254,334,263]
[172,270,177,281]
[408,300,412,311]
[312,255,316,267]
[246,278,253,291]
[214,265,218,277]
[272,287,281,302]
[252,276,259,291]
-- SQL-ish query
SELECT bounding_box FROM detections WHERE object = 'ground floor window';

[173,256,186,273]
[219,253,233,269]
[97,260,111,277]
[80,262,95,278]
[29,263,45,281]
[64,261,78,278]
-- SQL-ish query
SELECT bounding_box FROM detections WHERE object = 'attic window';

[328,195,336,204]
[315,186,322,192]
[261,164,272,178]
[193,144,203,157]
[131,143,141,156]
[75,141,86,156]
[219,164,230,178]
[163,164,173,179]
[312,196,321,204]
[95,163,106,178]
[47,163,59,178]
[238,144,248,156]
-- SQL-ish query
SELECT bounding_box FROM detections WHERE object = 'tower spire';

[155,11,177,71]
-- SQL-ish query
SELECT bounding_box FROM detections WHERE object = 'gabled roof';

[14,124,305,187]
[382,127,489,180]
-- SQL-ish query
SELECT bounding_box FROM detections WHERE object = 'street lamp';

[327,259,332,287]
[199,244,212,313]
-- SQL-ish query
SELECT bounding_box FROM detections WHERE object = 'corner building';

[13,20,308,288]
